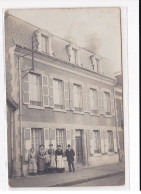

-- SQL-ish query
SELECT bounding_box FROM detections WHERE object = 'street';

[71,174,125,187]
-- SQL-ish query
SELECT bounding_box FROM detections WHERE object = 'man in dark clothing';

[65,144,75,172]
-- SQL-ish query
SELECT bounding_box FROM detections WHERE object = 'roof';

[5,14,115,79]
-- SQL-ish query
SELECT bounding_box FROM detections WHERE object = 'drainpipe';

[18,56,24,176]
[114,86,120,162]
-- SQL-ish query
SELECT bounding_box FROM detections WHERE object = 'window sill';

[73,111,85,115]
[104,114,112,118]
[108,152,115,155]
[53,108,67,113]
[94,153,102,156]
[90,113,100,117]
[28,105,45,110]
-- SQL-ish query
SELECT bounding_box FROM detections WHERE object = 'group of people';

[28,144,75,176]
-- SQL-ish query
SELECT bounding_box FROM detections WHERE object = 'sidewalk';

[9,162,125,187]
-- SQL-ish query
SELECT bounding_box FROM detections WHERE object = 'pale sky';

[8,8,122,73]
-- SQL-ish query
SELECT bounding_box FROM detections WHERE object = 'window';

[72,48,77,64]
[31,128,44,154]
[90,89,98,114]
[93,130,101,153]
[104,92,111,115]
[29,73,41,106]
[107,130,114,152]
[53,79,64,109]
[73,84,83,112]
[56,129,66,151]
[41,34,48,53]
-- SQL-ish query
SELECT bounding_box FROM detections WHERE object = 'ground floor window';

[107,130,114,152]
[93,130,101,153]
[31,128,44,154]
[56,129,66,151]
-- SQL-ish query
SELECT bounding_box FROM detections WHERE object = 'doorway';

[75,130,83,163]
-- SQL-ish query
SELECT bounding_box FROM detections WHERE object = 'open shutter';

[64,81,70,110]
[98,90,105,114]
[104,130,108,153]
[70,82,74,111]
[66,129,71,145]
[87,87,90,112]
[83,85,87,112]
[89,130,94,155]
[113,131,118,153]
[50,128,56,149]
[24,128,31,161]
[44,128,49,150]
[111,92,115,116]
[100,130,105,154]
[49,76,54,108]
[42,75,49,107]
[22,73,30,105]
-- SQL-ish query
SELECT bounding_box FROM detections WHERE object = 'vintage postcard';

[5,8,125,187]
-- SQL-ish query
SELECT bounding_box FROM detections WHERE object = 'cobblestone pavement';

[9,162,125,188]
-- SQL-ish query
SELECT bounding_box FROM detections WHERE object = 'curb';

[50,170,125,187]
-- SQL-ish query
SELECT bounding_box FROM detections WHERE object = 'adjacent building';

[5,14,124,177]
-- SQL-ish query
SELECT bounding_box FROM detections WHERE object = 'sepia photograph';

[5,8,125,187]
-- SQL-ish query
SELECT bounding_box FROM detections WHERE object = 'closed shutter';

[42,75,49,107]
[100,130,105,154]
[70,82,74,110]
[89,130,94,155]
[111,92,115,116]
[23,73,30,105]
[71,129,75,149]
[83,85,87,112]
[87,87,90,112]
[98,90,104,114]
[50,128,56,149]
[66,129,71,145]
[24,128,31,161]
[44,128,49,150]
[64,81,70,110]
[49,76,54,108]
[113,131,118,153]
[104,130,108,153]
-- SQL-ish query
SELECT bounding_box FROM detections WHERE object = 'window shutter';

[49,76,54,108]
[44,128,49,150]
[22,73,30,105]
[66,129,71,146]
[48,37,54,56]
[98,90,104,114]
[24,128,31,161]
[80,86,83,109]
[70,82,74,110]
[111,92,115,116]
[64,81,70,110]
[50,128,56,149]
[113,131,118,153]
[89,130,94,155]
[104,130,108,153]
[42,75,49,107]
[100,130,105,154]
[87,87,90,112]
[36,32,42,52]
[83,85,87,112]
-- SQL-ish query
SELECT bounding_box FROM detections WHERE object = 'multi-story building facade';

[5,14,123,177]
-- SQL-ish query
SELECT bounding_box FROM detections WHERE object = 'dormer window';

[72,48,77,64]
[66,44,81,66]
[90,55,101,73]
[41,34,48,53]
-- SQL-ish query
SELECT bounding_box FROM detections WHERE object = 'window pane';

[53,79,63,107]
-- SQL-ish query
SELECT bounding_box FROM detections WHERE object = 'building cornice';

[14,45,116,85]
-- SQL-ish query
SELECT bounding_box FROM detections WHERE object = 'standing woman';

[48,144,56,173]
[37,145,46,175]
[28,148,37,176]
[55,145,65,173]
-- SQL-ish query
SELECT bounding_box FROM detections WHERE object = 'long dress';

[28,151,37,175]
[37,151,46,174]
[47,148,56,172]
[55,149,65,172]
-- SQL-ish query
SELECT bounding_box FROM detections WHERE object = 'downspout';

[18,56,24,176]
[114,86,120,162]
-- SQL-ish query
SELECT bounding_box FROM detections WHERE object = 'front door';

[75,130,83,163]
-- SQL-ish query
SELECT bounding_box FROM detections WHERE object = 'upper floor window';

[73,84,83,112]
[53,79,64,109]
[107,130,114,152]
[29,73,41,106]
[104,92,111,115]
[90,88,98,114]
[41,34,48,53]
[72,48,77,64]
[93,130,101,153]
